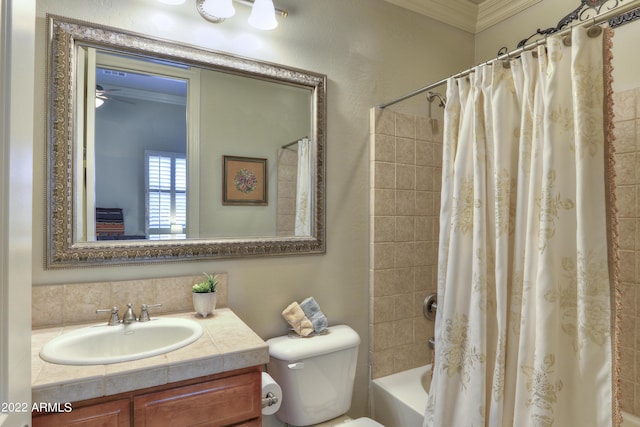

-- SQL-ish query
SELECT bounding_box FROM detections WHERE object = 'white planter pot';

[192,292,217,317]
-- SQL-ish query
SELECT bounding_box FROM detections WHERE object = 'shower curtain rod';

[282,136,308,149]
[377,0,640,109]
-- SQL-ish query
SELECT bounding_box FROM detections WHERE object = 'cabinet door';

[228,420,261,427]
[32,399,131,427]
[133,371,261,427]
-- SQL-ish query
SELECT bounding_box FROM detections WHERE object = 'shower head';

[426,91,446,108]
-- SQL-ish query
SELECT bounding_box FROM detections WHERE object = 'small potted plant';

[192,272,218,317]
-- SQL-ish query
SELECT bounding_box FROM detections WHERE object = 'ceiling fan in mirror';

[95,84,134,108]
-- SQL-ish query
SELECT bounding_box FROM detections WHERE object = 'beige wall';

[197,71,309,237]
[474,0,577,62]
[32,0,474,421]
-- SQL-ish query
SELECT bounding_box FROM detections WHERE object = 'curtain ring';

[587,26,603,37]
[499,46,512,68]
[587,17,603,38]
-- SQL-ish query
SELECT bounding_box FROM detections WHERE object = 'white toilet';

[266,325,383,427]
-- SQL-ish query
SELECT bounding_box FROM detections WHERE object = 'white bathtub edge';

[623,411,640,427]
[371,365,431,427]
[371,365,637,427]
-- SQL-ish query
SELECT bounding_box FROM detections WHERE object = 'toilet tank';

[266,325,360,426]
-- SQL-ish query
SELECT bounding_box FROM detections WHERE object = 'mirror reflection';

[46,15,326,267]
[80,48,312,243]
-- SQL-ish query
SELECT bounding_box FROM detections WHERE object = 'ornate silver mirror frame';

[46,15,326,268]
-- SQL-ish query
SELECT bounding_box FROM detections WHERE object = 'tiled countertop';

[32,308,269,403]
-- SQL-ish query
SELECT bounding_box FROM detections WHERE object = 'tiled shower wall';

[369,108,442,379]
[276,148,298,236]
[614,87,640,417]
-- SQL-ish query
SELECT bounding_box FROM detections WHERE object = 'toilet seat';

[339,417,384,427]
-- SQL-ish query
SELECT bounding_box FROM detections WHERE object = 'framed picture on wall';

[222,155,268,206]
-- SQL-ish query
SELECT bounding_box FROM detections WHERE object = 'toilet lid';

[340,417,385,427]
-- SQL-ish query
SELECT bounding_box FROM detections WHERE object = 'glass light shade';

[248,0,278,30]
[201,0,236,19]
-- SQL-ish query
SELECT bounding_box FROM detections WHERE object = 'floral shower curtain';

[425,26,617,427]
[295,137,314,236]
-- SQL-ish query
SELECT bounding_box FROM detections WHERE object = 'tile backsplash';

[32,274,228,328]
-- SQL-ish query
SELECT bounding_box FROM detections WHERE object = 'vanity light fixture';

[196,0,287,29]
[200,0,235,20]
[248,0,278,30]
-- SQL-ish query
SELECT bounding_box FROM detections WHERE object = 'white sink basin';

[40,317,203,365]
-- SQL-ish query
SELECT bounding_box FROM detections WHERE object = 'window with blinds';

[145,151,186,240]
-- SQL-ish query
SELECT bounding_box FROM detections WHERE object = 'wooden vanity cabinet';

[32,399,130,427]
[33,366,262,427]
[134,370,261,426]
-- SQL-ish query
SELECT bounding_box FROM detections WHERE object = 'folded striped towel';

[300,296,328,334]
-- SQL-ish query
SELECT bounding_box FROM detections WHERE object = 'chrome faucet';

[96,307,120,326]
[122,303,137,324]
[139,303,162,322]
[97,302,162,325]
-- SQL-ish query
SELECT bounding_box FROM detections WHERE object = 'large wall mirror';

[46,15,326,268]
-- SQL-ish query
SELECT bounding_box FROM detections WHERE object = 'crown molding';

[476,0,542,32]
[383,0,542,33]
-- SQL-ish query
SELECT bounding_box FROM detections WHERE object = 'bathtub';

[371,365,430,427]
[371,365,640,427]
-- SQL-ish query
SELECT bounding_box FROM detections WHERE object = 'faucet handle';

[139,303,162,322]
[96,307,120,325]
